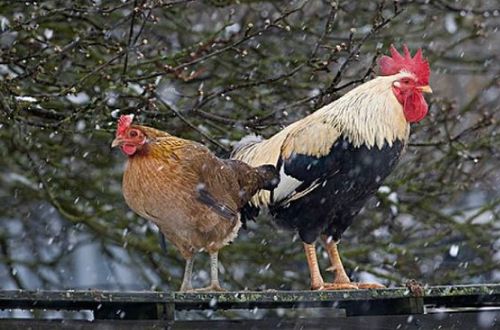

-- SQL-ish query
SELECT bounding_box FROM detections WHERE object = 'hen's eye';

[129,130,138,137]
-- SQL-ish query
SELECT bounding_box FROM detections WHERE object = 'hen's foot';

[178,285,193,292]
[193,283,226,292]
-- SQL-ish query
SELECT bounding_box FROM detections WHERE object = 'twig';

[123,0,139,76]
[157,98,229,151]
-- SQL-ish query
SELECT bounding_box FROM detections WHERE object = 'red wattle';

[121,144,137,156]
[403,92,428,123]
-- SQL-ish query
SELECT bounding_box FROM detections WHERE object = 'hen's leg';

[208,251,224,291]
[321,236,385,289]
[304,243,357,290]
[179,257,194,292]
[159,232,168,253]
[195,251,225,292]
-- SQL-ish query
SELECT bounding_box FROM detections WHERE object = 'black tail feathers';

[256,164,280,191]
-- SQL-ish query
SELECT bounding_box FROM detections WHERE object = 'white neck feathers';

[314,74,410,149]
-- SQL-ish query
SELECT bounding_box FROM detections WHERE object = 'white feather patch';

[279,179,322,206]
[231,134,263,157]
[272,165,303,203]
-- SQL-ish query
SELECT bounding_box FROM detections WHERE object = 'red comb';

[117,114,134,136]
[378,44,430,85]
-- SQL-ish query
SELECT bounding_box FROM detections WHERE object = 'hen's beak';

[111,137,122,148]
[418,85,433,94]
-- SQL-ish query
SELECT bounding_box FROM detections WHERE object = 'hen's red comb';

[117,114,134,136]
[378,45,430,85]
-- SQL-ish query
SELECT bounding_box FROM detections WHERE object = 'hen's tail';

[240,164,279,228]
[254,164,280,191]
[223,159,280,209]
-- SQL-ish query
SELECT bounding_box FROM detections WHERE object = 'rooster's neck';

[317,75,410,149]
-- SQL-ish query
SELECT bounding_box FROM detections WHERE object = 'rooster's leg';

[303,243,357,290]
[194,251,225,292]
[322,236,385,289]
[179,257,194,292]
[321,235,351,283]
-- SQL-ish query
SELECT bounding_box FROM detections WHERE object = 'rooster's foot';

[312,282,358,291]
[353,282,386,289]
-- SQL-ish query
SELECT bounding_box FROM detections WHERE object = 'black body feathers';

[245,137,404,243]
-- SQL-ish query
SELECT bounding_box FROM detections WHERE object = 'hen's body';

[123,139,239,258]
[114,121,278,291]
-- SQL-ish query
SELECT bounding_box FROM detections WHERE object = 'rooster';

[232,45,432,290]
[112,114,279,291]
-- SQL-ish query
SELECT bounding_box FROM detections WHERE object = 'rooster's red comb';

[378,45,430,85]
[117,114,134,136]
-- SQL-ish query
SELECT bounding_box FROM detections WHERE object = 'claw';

[312,282,358,291]
[179,286,193,292]
[355,282,386,290]
[193,284,226,292]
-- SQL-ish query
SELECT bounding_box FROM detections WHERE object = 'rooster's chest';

[270,137,405,242]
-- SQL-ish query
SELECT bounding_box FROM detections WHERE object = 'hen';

[112,114,279,291]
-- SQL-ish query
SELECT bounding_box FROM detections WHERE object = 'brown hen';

[112,114,278,291]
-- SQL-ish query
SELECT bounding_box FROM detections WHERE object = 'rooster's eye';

[129,130,138,138]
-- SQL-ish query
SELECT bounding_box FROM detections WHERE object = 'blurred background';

[0,0,499,295]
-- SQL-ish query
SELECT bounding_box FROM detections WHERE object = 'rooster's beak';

[111,137,122,148]
[418,85,433,94]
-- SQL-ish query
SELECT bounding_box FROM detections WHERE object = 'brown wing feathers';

[145,137,279,222]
